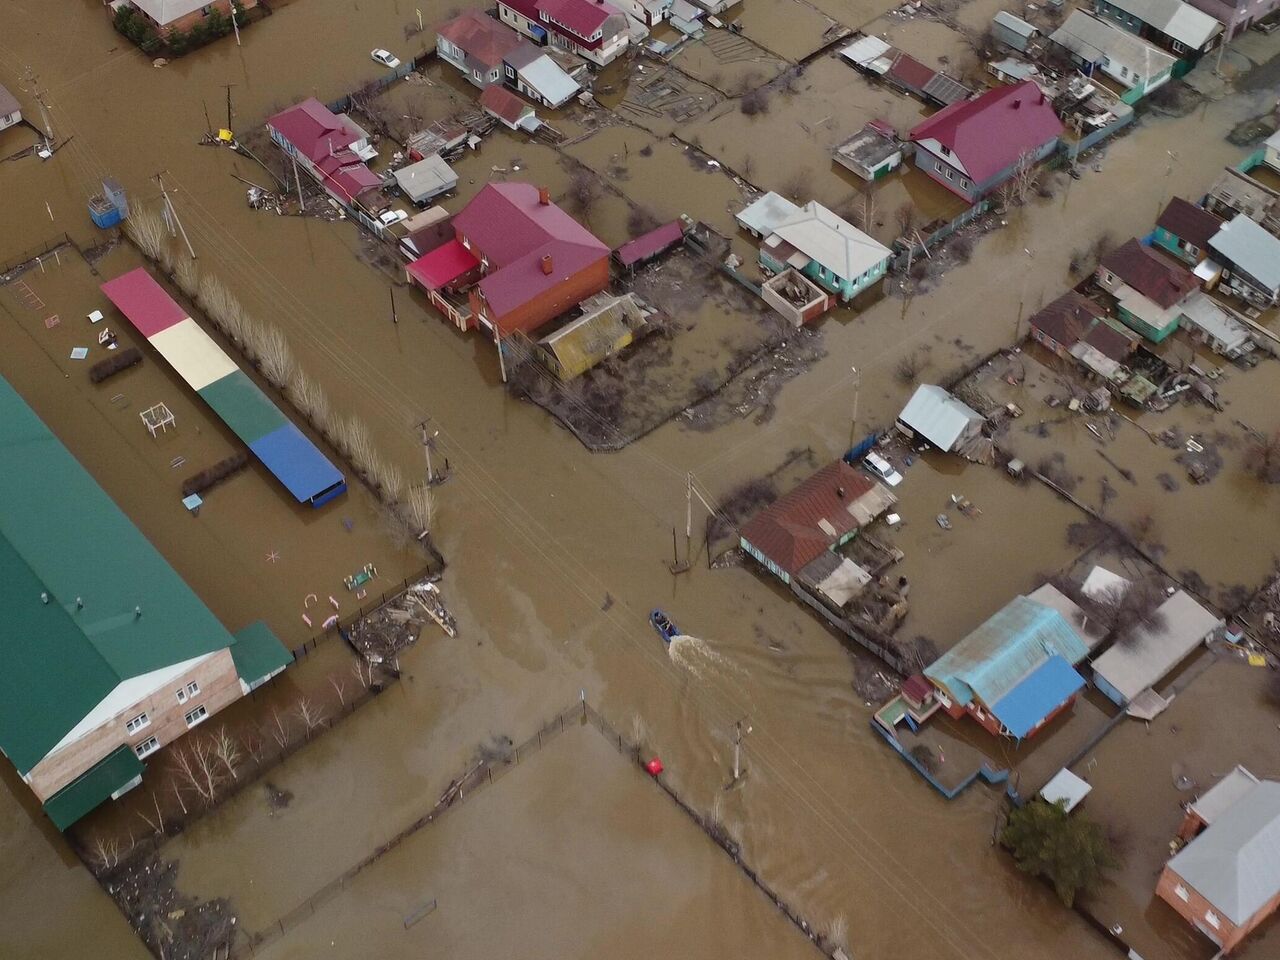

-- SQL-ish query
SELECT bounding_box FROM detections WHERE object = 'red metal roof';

[501,0,619,47]
[316,152,383,204]
[1156,197,1223,251]
[437,10,524,69]
[478,84,530,125]
[1100,239,1199,309]
[407,239,480,290]
[453,183,609,331]
[739,462,878,577]
[907,81,1063,184]
[267,98,359,163]
[101,268,188,338]
[887,53,936,93]
[614,221,684,267]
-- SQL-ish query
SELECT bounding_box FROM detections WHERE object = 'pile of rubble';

[346,578,456,665]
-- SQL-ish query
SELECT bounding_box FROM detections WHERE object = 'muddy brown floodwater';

[2,2,1279,959]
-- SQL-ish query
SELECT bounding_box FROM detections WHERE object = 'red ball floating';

[644,757,664,776]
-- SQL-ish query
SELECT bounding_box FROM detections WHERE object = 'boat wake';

[667,634,736,681]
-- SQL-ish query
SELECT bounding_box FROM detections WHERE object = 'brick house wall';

[469,256,610,338]
[1157,864,1280,952]
[26,648,243,801]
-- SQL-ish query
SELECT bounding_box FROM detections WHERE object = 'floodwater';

[1,2,1278,959]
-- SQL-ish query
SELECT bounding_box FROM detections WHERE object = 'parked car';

[371,48,401,68]
[863,452,903,487]
[378,209,409,227]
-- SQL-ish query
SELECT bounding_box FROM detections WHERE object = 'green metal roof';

[42,744,143,831]
[0,375,237,773]
[197,369,288,445]
[232,621,293,686]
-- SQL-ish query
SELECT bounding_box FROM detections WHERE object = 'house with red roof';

[479,85,538,130]
[436,10,525,88]
[266,99,385,209]
[498,0,630,66]
[406,183,610,364]
[1097,239,1199,342]
[906,80,1063,203]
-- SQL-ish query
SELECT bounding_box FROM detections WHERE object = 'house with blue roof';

[924,593,1091,741]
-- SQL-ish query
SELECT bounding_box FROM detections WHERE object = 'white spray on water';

[667,634,736,681]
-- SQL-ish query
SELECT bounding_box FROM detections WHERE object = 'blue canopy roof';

[248,423,346,507]
[990,655,1084,739]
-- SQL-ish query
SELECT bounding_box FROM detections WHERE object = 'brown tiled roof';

[1157,197,1223,251]
[739,461,878,577]
[1099,239,1198,309]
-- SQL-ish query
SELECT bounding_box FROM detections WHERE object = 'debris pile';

[345,577,455,664]
[104,856,235,960]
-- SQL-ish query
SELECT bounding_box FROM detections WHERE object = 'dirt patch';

[264,781,294,813]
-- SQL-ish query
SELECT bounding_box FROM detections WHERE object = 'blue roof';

[248,423,345,506]
[989,655,1084,739]
[925,596,1089,707]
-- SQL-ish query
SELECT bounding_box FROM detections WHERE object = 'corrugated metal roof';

[42,745,143,831]
[897,384,983,452]
[994,11,1039,39]
[0,375,237,774]
[989,654,1084,738]
[1051,11,1177,80]
[1040,768,1092,812]
[1100,239,1198,308]
[768,201,892,283]
[1157,197,1223,250]
[230,621,292,687]
[1091,590,1222,702]
[247,423,347,506]
[0,82,20,119]
[1168,780,1280,925]
[925,596,1089,708]
[517,54,581,107]
[1191,766,1260,827]
[1179,291,1252,351]
[1209,214,1280,293]
[1100,0,1221,49]
[736,191,802,236]
[615,221,684,266]
[392,155,457,203]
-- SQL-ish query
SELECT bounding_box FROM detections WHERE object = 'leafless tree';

[211,726,242,781]
[781,169,809,203]
[124,204,168,261]
[404,483,435,536]
[824,915,850,955]
[169,740,223,805]
[351,658,374,690]
[173,255,200,298]
[740,88,770,116]
[295,697,327,734]
[894,201,918,237]
[241,727,266,765]
[170,776,188,815]
[289,372,331,431]
[1076,576,1168,648]
[268,707,292,749]
[87,834,127,872]
[1246,429,1280,483]
[895,350,924,385]
[568,169,601,219]
[329,674,347,706]
[257,324,295,388]
[136,790,166,836]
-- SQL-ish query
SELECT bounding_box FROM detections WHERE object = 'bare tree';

[257,324,295,388]
[124,205,168,261]
[170,776,189,815]
[173,255,200,298]
[168,740,223,805]
[268,707,292,750]
[329,674,347,706]
[895,200,918,237]
[1076,576,1168,648]
[211,727,242,781]
[87,834,126,873]
[351,657,374,690]
[294,697,327,734]
[781,169,809,203]
[895,350,924,385]
[568,169,601,219]
[136,791,165,836]
[740,88,770,116]
[242,727,266,765]
[404,483,435,536]
[1246,429,1280,483]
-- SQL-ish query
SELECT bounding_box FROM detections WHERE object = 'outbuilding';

[391,155,458,205]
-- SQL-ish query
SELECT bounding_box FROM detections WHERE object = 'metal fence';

[0,232,74,280]
[228,698,834,959]
[289,563,438,661]
[890,200,991,272]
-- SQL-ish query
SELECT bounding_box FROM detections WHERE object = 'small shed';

[392,155,458,205]
[613,220,685,271]
[538,293,643,380]
[896,384,984,454]
[839,35,894,75]
[1040,768,1092,812]
[1178,291,1254,359]
[992,11,1040,53]
[735,191,801,238]
[832,121,903,180]
[479,85,538,131]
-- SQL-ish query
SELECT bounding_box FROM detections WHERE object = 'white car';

[378,209,408,227]
[371,48,401,69]
[863,452,903,487]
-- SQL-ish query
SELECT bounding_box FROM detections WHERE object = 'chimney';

[836,486,846,499]
[1012,98,1022,110]
[538,186,551,205]
[541,254,554,275]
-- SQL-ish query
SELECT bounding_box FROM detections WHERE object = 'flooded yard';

[1,1,1279,959]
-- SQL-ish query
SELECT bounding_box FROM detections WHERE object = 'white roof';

[897,384,983,452]
[1266,129,1280,152]
[1041,768,1092,812]
[1092,590,1222,702]
[840,35,892,70]
[130,0,212,25]
[1179,291,1252,351]
[1082,565,1130,600]
[736,191,801,237]
[1051,11,1176,81]
[1026,583,1105,650]
[1209,215,1280,293]
[518,54,580,107]
[767,201,892,283]
[1100,0,1221,49]
[1191,766,1260,827]
[392,155,457,203]
[1168,779,1280,925]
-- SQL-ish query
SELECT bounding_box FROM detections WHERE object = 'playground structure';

[139,402,175,438]
[100,268,346,508]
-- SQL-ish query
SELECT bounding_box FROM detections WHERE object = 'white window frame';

[135,736,160,759]
[185,704,209,728]
[176,680,200,704]
[1205,910,1220,929]
[1174,884,1189,902]
[125,712,150,734]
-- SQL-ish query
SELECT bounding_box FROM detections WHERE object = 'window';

[944,166,954,180]
[959,178,970,190]
[1174,884,1189,902]
[1205,911,1220,929]
[185,705,209,728]
[135,736,159,759]
[125,712,150,734]
[176,680,200,704]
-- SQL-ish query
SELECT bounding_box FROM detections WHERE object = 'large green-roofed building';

[0,375,291,830]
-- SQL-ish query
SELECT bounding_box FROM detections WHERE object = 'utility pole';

[495,327,507,383]
[223,83,235,132]
[416,419,438,484]
[685,472,693,564]
[202,99,213,137]
[1215,7,1236,76]
[390,286,399,325]
[732,718,751,783]
[848,366,860,452]
[416,8,423,31]
[155,173,197,259]
[291,151,305,210]
[230,2,241,46]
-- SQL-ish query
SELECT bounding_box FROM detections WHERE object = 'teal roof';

[42,745,143,831]
[231,621,293,685]
[925,596,1089,708]
[0,375,237,774]
[197,369,289,445]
